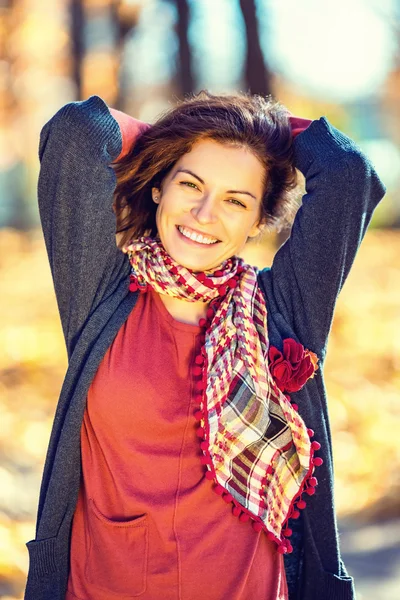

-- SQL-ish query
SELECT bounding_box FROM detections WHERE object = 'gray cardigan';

[24,95,386,600]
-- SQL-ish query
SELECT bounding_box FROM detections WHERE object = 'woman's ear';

[248,218,267,239]
[152,187,160,204]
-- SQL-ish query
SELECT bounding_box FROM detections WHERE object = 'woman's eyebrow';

[174,168,257,201]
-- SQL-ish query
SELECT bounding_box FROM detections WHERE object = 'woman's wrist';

[288,115,313,139]
[109,107,151,162]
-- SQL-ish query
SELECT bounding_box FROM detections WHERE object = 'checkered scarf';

[122,236,315,547]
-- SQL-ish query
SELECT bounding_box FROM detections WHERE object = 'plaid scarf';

[122,236,320,553]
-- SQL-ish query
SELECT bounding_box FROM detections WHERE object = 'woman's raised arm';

[268,116,386,357]
[37,95,146,357]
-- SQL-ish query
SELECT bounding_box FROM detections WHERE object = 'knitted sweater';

[24,95,386,600]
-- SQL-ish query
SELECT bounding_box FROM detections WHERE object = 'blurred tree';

[71,0,85,99]
[70,0,141,107]
[173,0,194,96]
[111,0,141,110]
[239,0,273,97]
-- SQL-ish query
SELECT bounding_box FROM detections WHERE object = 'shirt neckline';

[150,287,203,333]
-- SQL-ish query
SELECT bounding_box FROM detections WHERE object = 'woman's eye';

[228,198,246,208]
[180,181,245,208]
[180,181,199,189]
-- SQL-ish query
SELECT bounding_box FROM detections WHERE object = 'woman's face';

[152,138,265,272]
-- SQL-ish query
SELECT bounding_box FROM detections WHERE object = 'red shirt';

[66,286,288,599]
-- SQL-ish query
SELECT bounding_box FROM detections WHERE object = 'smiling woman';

[151,139,265,272]
[111,91,298,325]
[26,88,386,600]
[112,90,299,251]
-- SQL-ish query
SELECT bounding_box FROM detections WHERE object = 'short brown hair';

[113,89,300,249]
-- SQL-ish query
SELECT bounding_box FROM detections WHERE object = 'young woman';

[24,90,386,600]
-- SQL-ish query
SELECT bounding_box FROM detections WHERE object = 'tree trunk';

[174,0,194,96]
[70,0,85,100]
[239,0,273,97]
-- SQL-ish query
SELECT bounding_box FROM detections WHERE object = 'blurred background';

[0,0,399,598]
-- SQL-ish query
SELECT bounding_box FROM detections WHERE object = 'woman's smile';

[176,225,221,247]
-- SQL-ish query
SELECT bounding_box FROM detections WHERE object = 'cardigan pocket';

[84,498,148,598]
[301,569,355,600]
[321,570,355,600]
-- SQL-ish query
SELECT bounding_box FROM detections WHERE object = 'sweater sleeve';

[37,95,133,357]
[269,117,386,357]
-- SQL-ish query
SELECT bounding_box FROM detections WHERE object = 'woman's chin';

[162,241,225,272]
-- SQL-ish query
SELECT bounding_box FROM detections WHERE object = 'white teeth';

[178,226,218,245]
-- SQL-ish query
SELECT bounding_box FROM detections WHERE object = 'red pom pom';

[196,427,205,438]
[239,513,250,523]
[223,493,233,503]
[291,403,299,411]
[313,457,324,467]
[200,455,210,465]
[286,542,293,553]
[277,544,287,554]
[309,477,318,487]
[205,470,214,480]
[198,318,207,328]
[291,510,300,519]
[283,528,293,537]
[218,285,228,296]
[297,500,307,509]
[129,283,138,292]
[232,506,241,517]
[195,380,205,391]
[307,428,315,438]
[312,441,321,451]
[203,277,214,287]
[195,355,205,365]
[206,308,214,319]
[214,484,225,496]
[305,486,316,496]
[252,521,263,532]
[227,279,237,288]
[192,366,202,377]
[193,398,204,410]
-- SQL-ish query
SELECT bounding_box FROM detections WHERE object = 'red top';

[66,286,288,599]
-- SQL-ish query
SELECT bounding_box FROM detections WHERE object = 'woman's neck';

[157,293,210,326]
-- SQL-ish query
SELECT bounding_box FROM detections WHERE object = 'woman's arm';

[268,116,386,357]
[38,95,145,358]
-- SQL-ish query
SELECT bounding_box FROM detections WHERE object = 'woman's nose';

[191,193,219,223]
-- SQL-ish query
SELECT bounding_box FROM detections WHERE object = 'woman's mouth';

[176,225,221,247]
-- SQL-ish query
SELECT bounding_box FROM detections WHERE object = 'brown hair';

[113,89,300,249]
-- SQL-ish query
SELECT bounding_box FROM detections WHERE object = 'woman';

[24,90,386,600]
